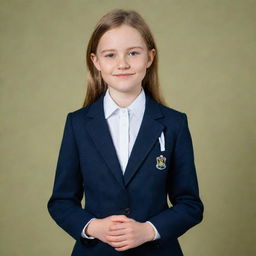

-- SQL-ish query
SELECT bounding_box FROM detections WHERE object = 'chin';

[108,83,140,93]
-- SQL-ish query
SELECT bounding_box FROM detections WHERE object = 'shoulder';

[160,104,186,118]
[62,106,93,134]
[66,104,93,121]
[69,106,90,117]
[59,106,92,132]
[156,103,190,133]
[158,103,188,122]
[66,94,103,121]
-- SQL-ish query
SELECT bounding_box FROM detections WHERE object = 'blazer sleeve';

[148,113,204,243]
[47,112,96,242]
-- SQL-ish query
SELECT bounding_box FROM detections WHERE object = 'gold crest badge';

[156,154,166,170]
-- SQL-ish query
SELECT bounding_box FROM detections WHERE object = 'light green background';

[1,0,255,255]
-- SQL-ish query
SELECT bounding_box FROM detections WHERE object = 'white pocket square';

[158,131,165,151]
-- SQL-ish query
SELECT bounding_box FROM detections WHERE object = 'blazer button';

[123,207,130,215]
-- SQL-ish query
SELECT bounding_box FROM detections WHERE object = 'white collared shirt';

[81,87,160,240]
[104,87,145,173]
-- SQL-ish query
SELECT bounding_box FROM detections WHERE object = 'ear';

[146,48,156,68]
[90,53,101,71]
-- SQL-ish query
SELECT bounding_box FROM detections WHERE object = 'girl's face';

[90,25,155,95]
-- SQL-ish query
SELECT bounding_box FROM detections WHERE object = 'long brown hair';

[83,9,168,107]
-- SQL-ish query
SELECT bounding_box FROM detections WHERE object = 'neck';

[108,87,142,108]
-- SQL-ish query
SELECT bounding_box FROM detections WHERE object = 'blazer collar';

[85,90,165,188]
[87,89,162,120]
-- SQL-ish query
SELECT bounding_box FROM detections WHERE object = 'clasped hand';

[85,215,155,251]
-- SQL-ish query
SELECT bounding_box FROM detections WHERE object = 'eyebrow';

[100,46,144,54]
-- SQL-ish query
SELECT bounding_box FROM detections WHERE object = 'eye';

[104,53,115,58]
[129,51,139,56]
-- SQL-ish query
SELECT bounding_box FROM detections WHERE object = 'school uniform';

[47,87,204,256]
[81,88,160,241]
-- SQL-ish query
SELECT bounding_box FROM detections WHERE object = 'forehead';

[97,25,147,53]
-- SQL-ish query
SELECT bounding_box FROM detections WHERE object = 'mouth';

[114,73,135,77]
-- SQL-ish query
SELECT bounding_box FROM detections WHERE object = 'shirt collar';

[103,87,145,119]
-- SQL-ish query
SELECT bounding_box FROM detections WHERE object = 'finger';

[109,223,127,231]
[110,240,128,248]
[107,229,126,236]
[110,215,132,222]
[111,220,137,230]
[106,234,126,243]
[111,221,125,225]
[115,245,130,251]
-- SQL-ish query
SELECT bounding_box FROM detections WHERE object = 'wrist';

[144,222,155,242]
[85,218,99,237]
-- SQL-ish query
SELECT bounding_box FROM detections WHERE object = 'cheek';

[99,60,113,73]
[134,63,148,76]
[132,59,148,72]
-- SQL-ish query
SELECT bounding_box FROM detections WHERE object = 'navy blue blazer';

[47,90,204,256]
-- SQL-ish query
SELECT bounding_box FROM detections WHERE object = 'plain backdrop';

[1,0,255,255]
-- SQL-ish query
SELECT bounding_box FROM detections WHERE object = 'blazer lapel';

[84,90,165,189]
[123,93,165,187]
[85,92,125,189]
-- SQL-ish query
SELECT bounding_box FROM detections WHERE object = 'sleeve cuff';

[81,218,96,239]
[146,221,161,240]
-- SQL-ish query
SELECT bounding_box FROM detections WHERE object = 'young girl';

[47,9,204,256]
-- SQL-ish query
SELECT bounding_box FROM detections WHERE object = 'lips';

[114,73,135,77]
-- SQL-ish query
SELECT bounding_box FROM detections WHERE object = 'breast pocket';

[154,131,172,172]
[143,131,174,177]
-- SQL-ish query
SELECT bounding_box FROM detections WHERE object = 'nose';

[117,55,130,69]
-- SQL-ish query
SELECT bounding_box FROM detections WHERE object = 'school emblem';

[156,155,166,170]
